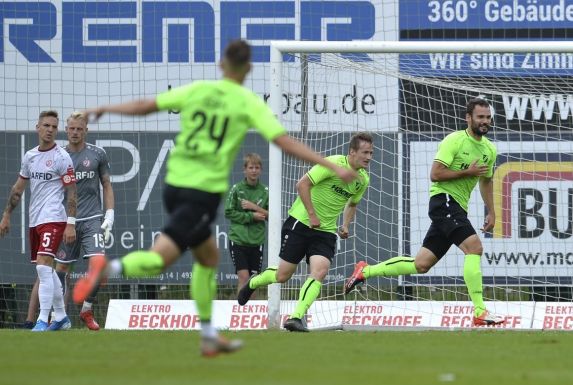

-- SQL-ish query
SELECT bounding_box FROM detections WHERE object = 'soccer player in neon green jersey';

[73,40,357,356]
[344,98,506,327]
[238,132,373,332]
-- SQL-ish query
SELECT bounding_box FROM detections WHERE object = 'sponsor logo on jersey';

[30,172,53,180]
[46,159,53,167]
[76,171,96,180]
[330,185,352,199]
[83,159,91,167]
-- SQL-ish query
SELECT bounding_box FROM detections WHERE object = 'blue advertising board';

[399,0,573,76]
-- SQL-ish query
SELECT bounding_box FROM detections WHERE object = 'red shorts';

[29,222,66,263]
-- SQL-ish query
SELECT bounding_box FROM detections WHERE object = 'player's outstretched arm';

[84,99,158,122]
[0,177,27,237]
[273,135,357,183]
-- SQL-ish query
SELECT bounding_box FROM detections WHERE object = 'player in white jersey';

[23,112,115,330]
[0,110,78,332]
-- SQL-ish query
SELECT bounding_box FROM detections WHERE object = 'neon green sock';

[290,278,321,320]
[250,267,278,289]
[363,256,417,278]
[121,251,164,278]
[191,263,216,322]
[464,254,485,317]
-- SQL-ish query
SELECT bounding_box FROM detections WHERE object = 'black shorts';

[162,185,221,251]
[279,216,337,265]
[422,193,476,259]
[228,241,263,275]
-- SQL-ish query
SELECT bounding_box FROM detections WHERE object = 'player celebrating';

[73,40,357,355]
[0,110,77,331]
[344,98,505,327]
[238,132,373,332]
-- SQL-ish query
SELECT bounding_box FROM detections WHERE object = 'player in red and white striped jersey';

[0,110,78,331]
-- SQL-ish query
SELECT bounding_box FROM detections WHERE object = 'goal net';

[267,41,573,330]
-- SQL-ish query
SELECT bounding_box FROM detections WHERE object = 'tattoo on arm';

[4,188,22,214]
[65,183,77,217]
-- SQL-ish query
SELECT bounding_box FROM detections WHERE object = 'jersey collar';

[38,143,57,152]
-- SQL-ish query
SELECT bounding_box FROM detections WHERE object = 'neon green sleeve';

[156,83,195,111]
[306,163,335,185]
[434,133,458,166]
[247,93,287,141]
[486,144,497,178]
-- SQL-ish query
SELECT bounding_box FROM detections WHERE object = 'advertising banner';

[104,299,536,330]
[0,0,398,132]
[399,0,573,76]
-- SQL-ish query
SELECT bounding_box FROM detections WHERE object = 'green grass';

[0,329,571,385]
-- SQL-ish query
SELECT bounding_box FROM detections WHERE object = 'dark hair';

[224,40,251,69]
[349,132,373,152]
[466,98,490,116]
[39,110,58,120]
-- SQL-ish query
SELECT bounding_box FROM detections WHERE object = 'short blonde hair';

[243,153,262,168]
[66,111,88,126]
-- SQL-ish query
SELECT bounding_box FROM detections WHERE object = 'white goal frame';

[267,40,573,329]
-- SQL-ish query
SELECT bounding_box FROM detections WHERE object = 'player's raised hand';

[83,108,105,123]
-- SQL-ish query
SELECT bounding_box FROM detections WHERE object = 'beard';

[471,123,489,137]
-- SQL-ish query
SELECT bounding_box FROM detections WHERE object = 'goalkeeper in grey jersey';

[24,112,114,330]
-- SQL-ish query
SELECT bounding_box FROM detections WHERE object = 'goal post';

[267,40,573,329]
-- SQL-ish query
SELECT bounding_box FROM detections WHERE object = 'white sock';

[36,265,54,323]
[108,259,123,276]
[81,302,93,312]
[201,321,218,339]
[51,270,67,321]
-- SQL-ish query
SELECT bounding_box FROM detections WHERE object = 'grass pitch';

[0,329,571,385]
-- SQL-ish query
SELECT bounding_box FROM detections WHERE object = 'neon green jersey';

[430,129,497,211]
[156,79,286,193]
[288,155,369,233]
